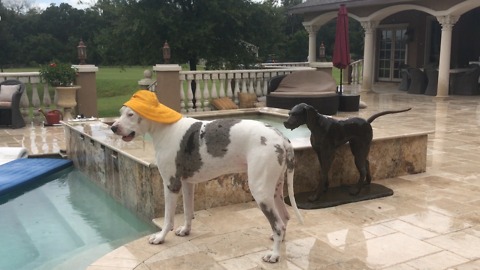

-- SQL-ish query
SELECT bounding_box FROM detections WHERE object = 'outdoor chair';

[0,80,26,129]
[424,68,439,96]
[451,65,480,95]
[407,68,428,94]
[398,64,410,91]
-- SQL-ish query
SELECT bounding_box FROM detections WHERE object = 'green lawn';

[95,66,152,116]
[4,65,344,117]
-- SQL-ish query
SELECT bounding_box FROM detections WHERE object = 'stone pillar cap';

[153,64,182,71]
[72,65,99,72]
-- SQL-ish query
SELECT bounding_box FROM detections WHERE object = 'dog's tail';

[367,108,412,123]
[286,145,304,225]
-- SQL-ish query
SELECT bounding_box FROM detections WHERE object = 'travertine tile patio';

[2,84,480,269]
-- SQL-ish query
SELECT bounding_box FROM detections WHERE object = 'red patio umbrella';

[332,4,351,94]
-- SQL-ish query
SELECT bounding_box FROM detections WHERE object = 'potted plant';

[39,61,80,120]
[39,61,77,87]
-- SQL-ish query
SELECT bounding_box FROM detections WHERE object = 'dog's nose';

[111,125,118,133]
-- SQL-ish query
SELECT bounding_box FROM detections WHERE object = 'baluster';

[194,73,202,110]
[226,73,234,99]
[202,76,210,111]
[356,62,360,84]
[358,60,364,84]
[179,76,187,113]
[42,84,52,108]
[186,74,194,112]
[31,83,41,124]
[241,72,248,92]
[20,89,30,124]
[194,74,201,112]
[219,73,226,97]
[211,73,219,99]
[350,64,355,85]
[233,73,241,103]
[54,88,58,108]
[256,72,263,96]
[248,72,255,93]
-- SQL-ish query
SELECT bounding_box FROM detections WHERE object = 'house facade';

[290,0,480,97]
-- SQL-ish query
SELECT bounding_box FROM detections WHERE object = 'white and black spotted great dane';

[111,106,304,263]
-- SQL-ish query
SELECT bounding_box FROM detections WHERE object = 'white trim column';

[436,15,458,98]
[304,24,320,64]
[360,21,377,92]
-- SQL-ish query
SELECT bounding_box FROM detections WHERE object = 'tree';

[0,0,364,68]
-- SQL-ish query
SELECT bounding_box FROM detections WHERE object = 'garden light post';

[77,39,87,65]
[162,41,171,64]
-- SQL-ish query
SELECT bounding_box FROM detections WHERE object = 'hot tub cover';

[0,158,73,196]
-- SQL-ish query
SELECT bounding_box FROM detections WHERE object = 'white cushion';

[0,101,12,108]
[275,71,337,93]
[0,85,20,102]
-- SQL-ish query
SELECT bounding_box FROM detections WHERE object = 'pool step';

[0,169,155,269]
[5,184,85,267]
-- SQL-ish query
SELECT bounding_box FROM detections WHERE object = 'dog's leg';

[248,163,286,263]
[259,198,285,263]
[349,141,370,195]
[365,159,372,184]
[275,179,290,225]
[309,149,334,201]
[273,178,290,241]
[176,182,195,236]
[149,187,179,244]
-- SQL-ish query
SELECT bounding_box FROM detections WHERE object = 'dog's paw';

[175,226,191,237]
[308,193,320,202]
[148,233,165,245]
[262,252,279,263]
[348,186,361,196]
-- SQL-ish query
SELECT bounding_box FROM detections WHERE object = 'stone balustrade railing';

[0,72,54,124]
[1,61,360,122]
[260,62,309,68]
[350,59,363,85]
[177,67,314,112]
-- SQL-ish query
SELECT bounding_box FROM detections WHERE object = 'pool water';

[196,113,311,140]
[0,167,156,270]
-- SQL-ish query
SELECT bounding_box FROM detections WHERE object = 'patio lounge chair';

[0,80,26,129]
[266,70,339,115]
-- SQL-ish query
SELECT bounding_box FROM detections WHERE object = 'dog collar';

[124,90,182,124]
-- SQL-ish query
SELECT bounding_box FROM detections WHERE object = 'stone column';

[304,24,319,64]
[153,64,182,112]
[436,15,458,98]
[360,21,377,93]
[73,65,99,117]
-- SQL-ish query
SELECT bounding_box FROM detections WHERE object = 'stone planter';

[56,86,81,120]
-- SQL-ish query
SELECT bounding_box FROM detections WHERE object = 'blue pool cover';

[0,158,73,196]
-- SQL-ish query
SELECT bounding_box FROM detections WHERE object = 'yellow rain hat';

[124,90,182,124]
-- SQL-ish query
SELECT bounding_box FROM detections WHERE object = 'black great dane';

[284,103,411,201]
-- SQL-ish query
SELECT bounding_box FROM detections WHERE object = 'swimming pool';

[0,167,156,270]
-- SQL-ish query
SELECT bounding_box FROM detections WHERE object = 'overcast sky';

[31,0,264,10]
[31,0,97,10]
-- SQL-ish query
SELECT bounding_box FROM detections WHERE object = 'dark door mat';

[286,183,393,209]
